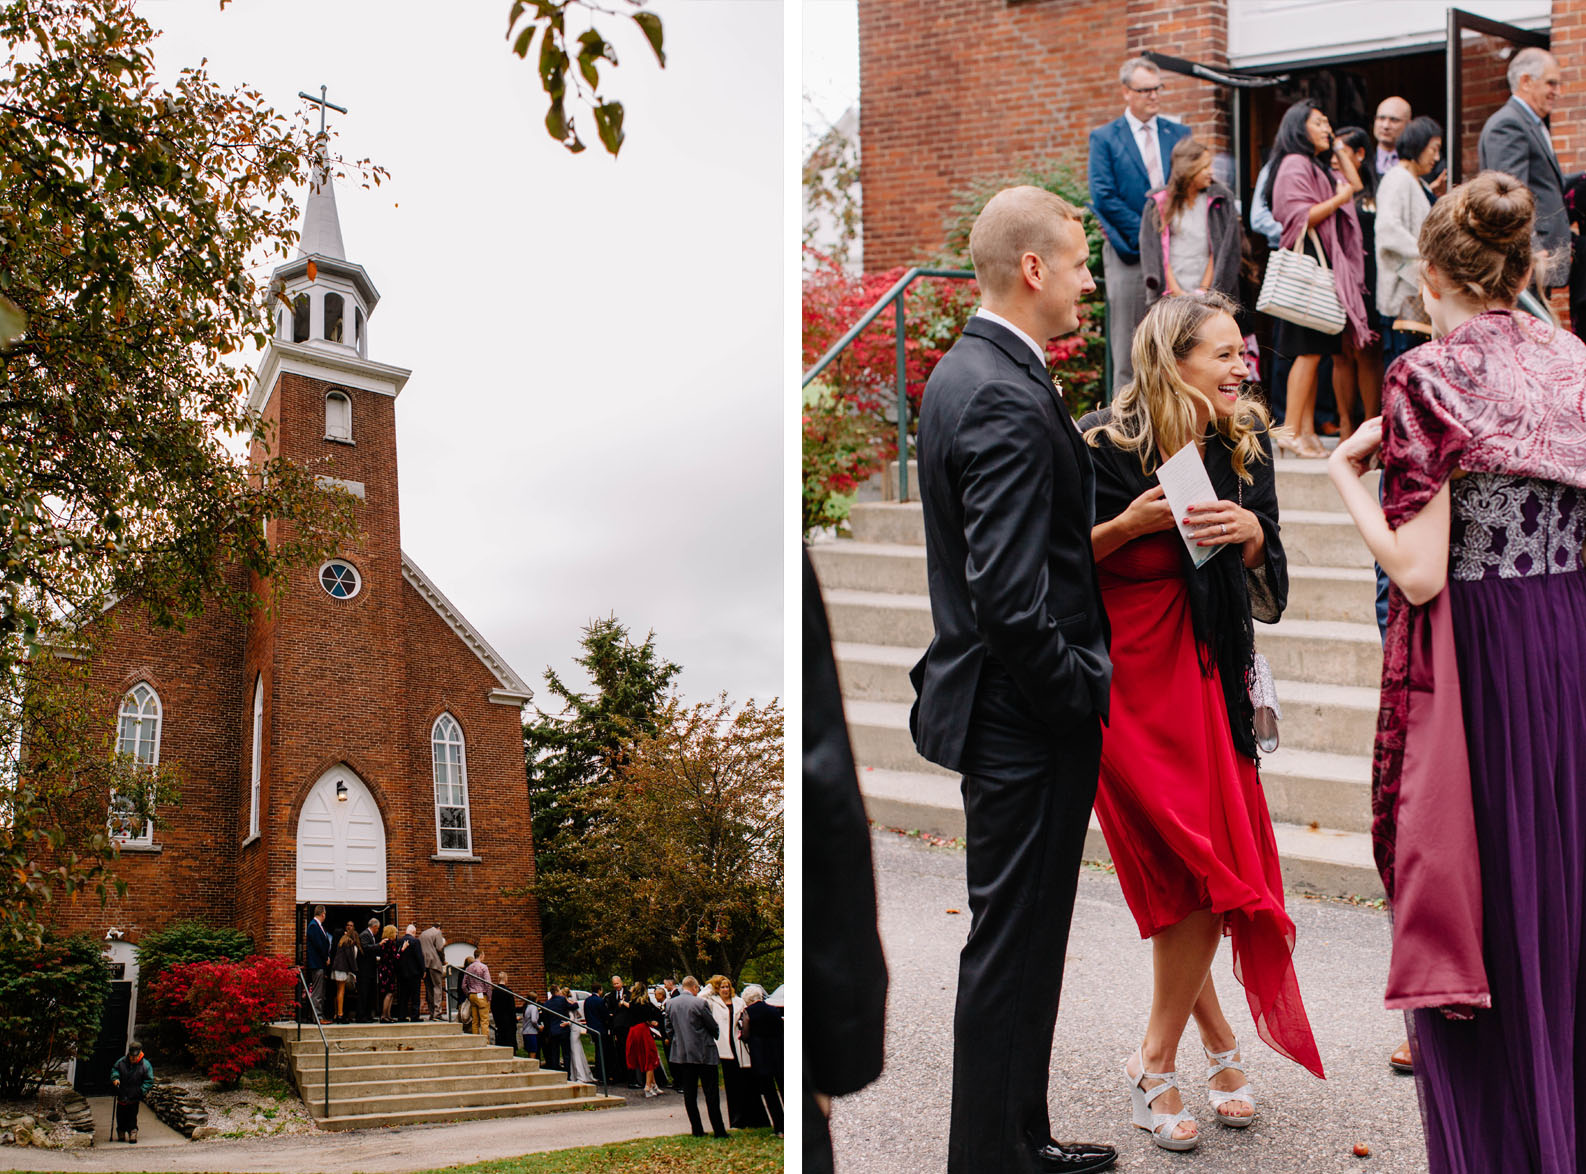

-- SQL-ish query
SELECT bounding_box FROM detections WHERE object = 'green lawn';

[423,1130,783,1174]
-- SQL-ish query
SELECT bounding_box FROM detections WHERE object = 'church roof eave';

[272,254,380,310]
[400,554,534,702]
[247,340,411,418]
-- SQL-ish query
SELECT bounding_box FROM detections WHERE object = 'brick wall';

[1456,32,1514,181]
[858,0,1230,268]
[47,577,249,942]
[1553,0,1586,174]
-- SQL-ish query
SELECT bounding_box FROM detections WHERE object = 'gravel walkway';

[828,830,1430,1173]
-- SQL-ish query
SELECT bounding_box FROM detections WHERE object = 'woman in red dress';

[1079,291,1323,1154]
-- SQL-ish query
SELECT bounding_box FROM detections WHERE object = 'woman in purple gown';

[1329,171,1586,1173]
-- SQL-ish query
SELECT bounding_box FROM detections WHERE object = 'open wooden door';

[1446,8,1550,186]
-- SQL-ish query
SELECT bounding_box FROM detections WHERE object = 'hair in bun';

[1417,171,1536,303]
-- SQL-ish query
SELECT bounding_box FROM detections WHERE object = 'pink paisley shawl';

[1375,309,1586,1011]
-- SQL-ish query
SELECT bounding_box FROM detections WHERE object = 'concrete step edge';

[316,1095,624,1130]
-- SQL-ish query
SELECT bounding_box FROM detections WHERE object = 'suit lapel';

[1112,117,1150,189]
[1525,110,1565,185]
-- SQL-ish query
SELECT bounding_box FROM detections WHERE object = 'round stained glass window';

[319,560,361,599]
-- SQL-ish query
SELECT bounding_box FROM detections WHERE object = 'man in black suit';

[1480,46,1577,289]
[583,983,611,1082]
[356,917,380,1022]
[911,186,1116,1174]
[395,924,425,1022]
[542,988,573,1072]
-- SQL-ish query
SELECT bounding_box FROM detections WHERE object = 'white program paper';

[1156,443,1225,569]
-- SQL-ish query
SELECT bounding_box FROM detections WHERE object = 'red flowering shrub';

[803,381,889,534]
[145,954,297,1086]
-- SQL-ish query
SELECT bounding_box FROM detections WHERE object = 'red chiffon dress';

[1092,529,1324,1078]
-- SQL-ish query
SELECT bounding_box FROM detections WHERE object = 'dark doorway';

[74,982,131,1095]
[294,901,396,967]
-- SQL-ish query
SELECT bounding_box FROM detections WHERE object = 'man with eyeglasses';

[1374,96,1444,194]
[1088,57,1191,392]
[1479,46,1578,290]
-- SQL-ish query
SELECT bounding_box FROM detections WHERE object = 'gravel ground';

[828,830,1430,1174]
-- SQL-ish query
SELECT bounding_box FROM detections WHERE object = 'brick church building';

[58,164,544,1066]
[858,0,1582,287]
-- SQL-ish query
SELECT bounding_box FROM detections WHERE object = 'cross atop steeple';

[298,84,347,139]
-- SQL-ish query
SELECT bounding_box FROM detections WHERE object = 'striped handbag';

[1255,228,1346,335]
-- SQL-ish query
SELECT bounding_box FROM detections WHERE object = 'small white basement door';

[295,764,387,904]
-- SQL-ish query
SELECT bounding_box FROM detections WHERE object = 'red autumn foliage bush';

[145,954,298,1086]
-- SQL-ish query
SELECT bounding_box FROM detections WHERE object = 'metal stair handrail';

[293,970,331,1119]
[445,964,608,1098]
[803,266,976,502]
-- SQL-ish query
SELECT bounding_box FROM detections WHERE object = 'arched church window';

[355,306,366,355]
[112,683,161,846]
[325,391,352,441]
[432,714,471,855]
[318,559,361,599]
[292,293,310,343]
[248,673,263,840]
[324,292,344,343]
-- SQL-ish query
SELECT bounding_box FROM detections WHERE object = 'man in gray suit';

[665,976,727,1138]
[1479,46,1577,289]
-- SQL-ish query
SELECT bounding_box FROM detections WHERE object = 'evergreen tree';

[523,616,679,966]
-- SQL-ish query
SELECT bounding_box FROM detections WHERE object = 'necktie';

[1140,122,1163,188]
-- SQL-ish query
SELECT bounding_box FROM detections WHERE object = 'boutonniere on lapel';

[1051,372,1065,398]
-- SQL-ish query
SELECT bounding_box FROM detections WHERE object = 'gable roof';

[401,554,533,706]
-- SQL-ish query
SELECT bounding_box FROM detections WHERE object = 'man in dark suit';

[911,186,1116,1174]
[304,905,332,1021]
[1480,46,1577,289]
[1087,56,1191,392]
[605,976,633,1087]
[395,924,425,1022]
[542,988,573,1072]
[356,917,380,1022]
[582,983,611,1082]
[666,977,727,1139]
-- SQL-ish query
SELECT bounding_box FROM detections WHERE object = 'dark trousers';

[356,962,377,1021]
[674,1061,727,1137]
[114,1100,140,1136]
[948,710,1102,1174]
[541,1031,568,1071]
[805,1081,833,1173]
[396,973,422,1021]
[752,1069,783,1133]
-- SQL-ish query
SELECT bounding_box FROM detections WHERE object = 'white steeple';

[296,159,346,261]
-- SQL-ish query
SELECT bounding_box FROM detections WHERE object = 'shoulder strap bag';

[1255,227,1347,335]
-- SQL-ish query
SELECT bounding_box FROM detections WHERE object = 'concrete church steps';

[809,451,1387,898]
[268,1021,622,1131]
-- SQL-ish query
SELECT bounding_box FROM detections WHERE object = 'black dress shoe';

[1033,1140,1117,1173]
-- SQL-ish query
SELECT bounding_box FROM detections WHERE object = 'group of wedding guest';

[877,163,1586,1174]
[1088,173,1586,1169]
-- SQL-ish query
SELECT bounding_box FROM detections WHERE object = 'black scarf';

[1078,409,1287,760]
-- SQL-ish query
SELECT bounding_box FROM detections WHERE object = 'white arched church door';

[295,765,387,904]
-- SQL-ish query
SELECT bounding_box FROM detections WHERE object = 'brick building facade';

[58,166,543,1047]
[859,0,1583,271]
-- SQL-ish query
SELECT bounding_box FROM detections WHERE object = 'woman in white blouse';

[1375,116,1443,369]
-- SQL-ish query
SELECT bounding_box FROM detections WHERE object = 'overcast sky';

[138,0,782,710]
[803,0,857,144]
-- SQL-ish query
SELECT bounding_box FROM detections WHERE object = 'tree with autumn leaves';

[0,0,368,942]
[524,620,782,986]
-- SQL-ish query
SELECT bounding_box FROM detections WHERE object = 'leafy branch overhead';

[507,0,665,156]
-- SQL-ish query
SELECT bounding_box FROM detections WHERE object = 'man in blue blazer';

[303,905,332,1021]
[1088,57,1190,392]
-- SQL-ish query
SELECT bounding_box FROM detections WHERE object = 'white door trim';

[295,765,388,903]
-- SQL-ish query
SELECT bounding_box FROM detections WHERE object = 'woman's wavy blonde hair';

[1084,291,1272,481]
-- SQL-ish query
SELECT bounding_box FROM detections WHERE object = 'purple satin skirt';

[1410,567,1586,1173]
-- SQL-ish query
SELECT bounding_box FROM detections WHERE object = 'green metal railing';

[802,266,975,503]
